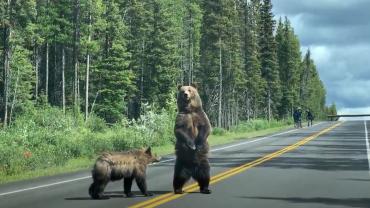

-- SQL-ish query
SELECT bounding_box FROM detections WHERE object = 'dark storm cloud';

[273,0,370,45]
[272,0,370,112]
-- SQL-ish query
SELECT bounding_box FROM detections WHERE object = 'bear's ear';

[145,147,152,155]
[190,83,198,89]
[177,84,183,90]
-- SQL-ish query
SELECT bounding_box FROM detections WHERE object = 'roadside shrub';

[212,127,227,136]
[86,114,107,132]
[229,119,292,133]
[0,103,290,177]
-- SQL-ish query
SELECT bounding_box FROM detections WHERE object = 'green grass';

[0,124,292,185]
[209,125,292,146]
[0,158,92,184]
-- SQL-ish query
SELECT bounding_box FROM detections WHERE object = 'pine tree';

[94,42,134,123]
[1,0,12,127]
[1,0,37,126]
[123,0,156,118]
[199,0,242,128]
[327,103,337,116]
[92,0,135,123]
[199,0,222,126]
[258,0,281,120]
[299,49,326,119]
[276,17,301,118]
[181,0,202,85]
[242,0,265,120]
[79,0,104,120]
[144,0,183,108]
[8,46,35,123]
[300,49,311,104]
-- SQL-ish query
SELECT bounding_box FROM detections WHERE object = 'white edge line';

[0,176,91,197]
[0,121,325,197]
[364,120,370,176]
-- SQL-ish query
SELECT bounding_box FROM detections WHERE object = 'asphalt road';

[1,121,369,208]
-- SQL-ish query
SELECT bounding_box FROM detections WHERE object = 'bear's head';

[177,84,202,112]
[141,147,161,164]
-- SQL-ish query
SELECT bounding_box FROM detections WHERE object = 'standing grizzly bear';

[173,84,212,194]
[89,147,160,199]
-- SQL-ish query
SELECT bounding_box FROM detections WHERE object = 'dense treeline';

[1,0,332,129]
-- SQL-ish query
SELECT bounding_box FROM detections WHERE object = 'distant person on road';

[306,109,314,127]
[293,107,302,128]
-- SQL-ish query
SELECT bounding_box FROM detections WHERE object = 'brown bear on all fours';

[89,147,160,199]
[173,84,212,194]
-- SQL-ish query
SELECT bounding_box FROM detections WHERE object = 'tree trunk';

[140,40,145,110]
[73,0,81,110]
[236,100,239,126]
[90,91,99,115]
[246,90,250,121]
[188,12,193,84]
[180,39,184,84]
[104,1,109,58]
[85,53,90,120]
[53,41,57,105]
[2,0,11,128]
[45,42,49,101]
[85,9,91,121]
[62,46,66,114]
[34,45,39,99]
[218,37,222,128]
[268,87,271,121]
[3,25,10,128]
[9,68,20,125]
[227,101,233,130]
[254,95,258,119]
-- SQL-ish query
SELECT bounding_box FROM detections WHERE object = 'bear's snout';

[181,92,190,101]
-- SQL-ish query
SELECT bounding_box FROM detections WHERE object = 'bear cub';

[89,147,160,199]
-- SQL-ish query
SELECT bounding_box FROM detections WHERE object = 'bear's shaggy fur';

[173,84,212,194]
[89,147,160,199]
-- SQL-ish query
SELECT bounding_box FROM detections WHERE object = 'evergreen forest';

[0,0,337,176]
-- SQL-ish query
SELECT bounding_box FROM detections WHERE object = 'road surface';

[1,121,369,208]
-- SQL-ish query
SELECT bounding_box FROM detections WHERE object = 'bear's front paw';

[92,194,110,200]
[200,188,212,194]
[174,189,184,194]
[187,142,196,150]
[144,192,154,197]
[196,144,204,151]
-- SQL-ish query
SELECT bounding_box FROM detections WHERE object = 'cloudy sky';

[272,0,370,114]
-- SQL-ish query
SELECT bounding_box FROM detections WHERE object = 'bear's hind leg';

[89,183,97,198]
[135,175,153,196]
[124,176,135,197]
[193,161,211,194]
[173,160,191,194]
[89,180,109,199]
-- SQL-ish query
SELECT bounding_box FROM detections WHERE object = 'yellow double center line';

[130,122,342,208]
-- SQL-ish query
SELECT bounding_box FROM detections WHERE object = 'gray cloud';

[274,0,370,46]
[328,79,370,108]
[273,0,369,21]
[272,0,370,111]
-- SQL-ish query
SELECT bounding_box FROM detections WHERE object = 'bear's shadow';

[64,191,170,200]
